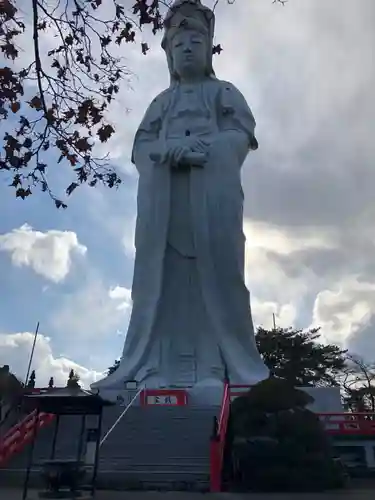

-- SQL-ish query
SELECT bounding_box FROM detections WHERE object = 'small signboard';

[146,394,178,405]
[140,389,188,406]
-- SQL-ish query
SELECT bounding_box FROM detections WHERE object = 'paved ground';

[1,490,375,500]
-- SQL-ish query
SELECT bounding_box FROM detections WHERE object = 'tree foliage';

[256,326,347,387]
[0,0,285,207]
[340,355,375,412]
[229,378,347,492]
[0,0,166,207]
[107,358,120,376]
[66,368,80,389]
[26,369,36,389]
[0,365,25,427]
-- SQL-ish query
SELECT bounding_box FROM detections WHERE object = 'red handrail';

[209,385,375,492]
[0,410,54,466]
[210,381,230,492]
[318,412,375,435]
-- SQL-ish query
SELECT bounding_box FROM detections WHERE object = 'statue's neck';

[177,74,209,85]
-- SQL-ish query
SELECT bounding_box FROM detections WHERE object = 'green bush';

[229,377,347,492]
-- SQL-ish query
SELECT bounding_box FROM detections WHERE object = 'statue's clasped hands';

[150,137,210,168]
[169,137,209,168]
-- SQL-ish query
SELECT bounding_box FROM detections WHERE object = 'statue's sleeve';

[131,94,165,173]
[218,82,259,151]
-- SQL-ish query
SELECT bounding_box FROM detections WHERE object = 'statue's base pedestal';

[94,383,343,413]
[95,379,225,407]
[188,378,224,406]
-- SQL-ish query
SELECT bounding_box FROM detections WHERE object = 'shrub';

[229,377,347,491]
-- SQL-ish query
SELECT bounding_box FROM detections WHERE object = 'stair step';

[3,403,219,490]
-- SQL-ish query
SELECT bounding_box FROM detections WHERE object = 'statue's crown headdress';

[161,0,216,83]
[162,0,215,48]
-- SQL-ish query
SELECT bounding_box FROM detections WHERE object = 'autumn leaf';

[16,187,31,199]
[0,0,17,20]
[75,167,88,183]
[74,137,92,152]
[28,96,43,111]
[97,124,115,142]
[55,199,67,209]
[67,154,78,166]
[36,163,46,173]
[10,101,20,113]
[66,182,78,196]
[65,34,73,45]
[10,174,21,187]
[0,0,240,208]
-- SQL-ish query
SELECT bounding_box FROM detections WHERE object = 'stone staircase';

[99,405,217,490]
[0,404,218,491]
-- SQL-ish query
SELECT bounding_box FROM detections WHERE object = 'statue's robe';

[94,78,269,389]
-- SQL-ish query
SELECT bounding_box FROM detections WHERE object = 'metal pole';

[50,414,60,459]
[22,407,40,500]
[91,411,102,498]
[77,414,86,461]
[25,322,40,387]
[99,386,143,447]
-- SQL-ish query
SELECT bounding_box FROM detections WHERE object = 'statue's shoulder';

[147,88,173,110]
[214,79,246,98]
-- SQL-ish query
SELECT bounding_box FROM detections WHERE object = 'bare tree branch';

[0,0,287,207]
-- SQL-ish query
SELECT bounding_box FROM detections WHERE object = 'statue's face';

[171,29,208,80]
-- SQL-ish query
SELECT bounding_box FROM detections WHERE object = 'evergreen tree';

[26,369,36,389]
[66,369,80,389]
[107,359,120,376]
[256,327,347,387]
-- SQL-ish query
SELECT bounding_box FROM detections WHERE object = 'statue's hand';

[149,138,210,166]
[184,138,210,154]
[170,145,207,168]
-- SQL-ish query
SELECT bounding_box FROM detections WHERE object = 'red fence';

[319,412,375,435]
[0,410,54,466]
[3,386,375,489]
[209,384,375,492]
[209,381,230,492]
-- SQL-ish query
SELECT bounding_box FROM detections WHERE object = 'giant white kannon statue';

[92,0,269,391]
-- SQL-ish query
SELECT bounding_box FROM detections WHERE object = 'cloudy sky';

[0,0,374,387]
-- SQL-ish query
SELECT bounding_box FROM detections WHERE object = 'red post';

[209,438,221,492]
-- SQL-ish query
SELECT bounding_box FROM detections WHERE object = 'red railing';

[209,384,375,492]
[210,380,231,492]
[319,412,375,435]
[0,409,54,466]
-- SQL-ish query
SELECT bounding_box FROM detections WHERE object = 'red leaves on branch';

[0,0,234,207]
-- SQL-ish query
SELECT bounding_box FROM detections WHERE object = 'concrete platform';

[2,489,375,500]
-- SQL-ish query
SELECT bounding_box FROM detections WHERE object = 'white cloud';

[122,218,136,258]
[0,224,87,283]
[312,277,375,348]
[109,285,132,311]
[49,279,132,340]
[2,0,375,373]
[0,332,102,388]
[252,299,297,330]
[243,220,331,306]
[245,221,337,256]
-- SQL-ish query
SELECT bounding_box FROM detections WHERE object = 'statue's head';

[162,0,216,83]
